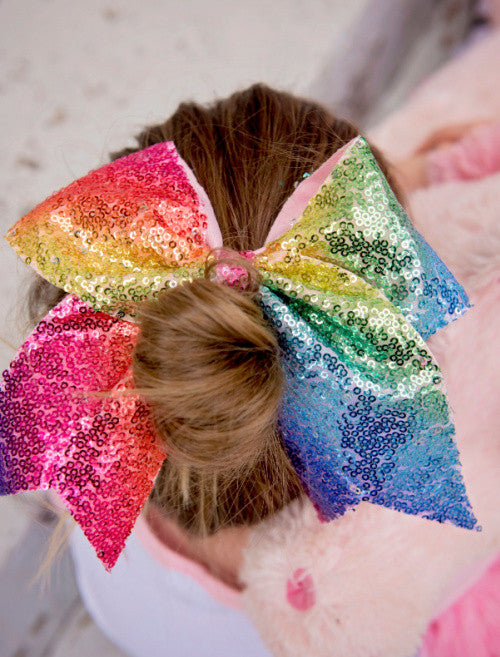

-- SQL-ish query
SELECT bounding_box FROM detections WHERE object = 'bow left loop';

[6,142,217,315]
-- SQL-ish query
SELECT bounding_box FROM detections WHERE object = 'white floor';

[0,0,477,655]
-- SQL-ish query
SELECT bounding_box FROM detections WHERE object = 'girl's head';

[29,83,402,537]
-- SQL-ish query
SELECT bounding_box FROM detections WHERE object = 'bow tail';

[0,295,165,570]
[258,284,477,530]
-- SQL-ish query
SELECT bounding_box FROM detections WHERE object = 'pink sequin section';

[0,295,165,570]
[286,568,316,611]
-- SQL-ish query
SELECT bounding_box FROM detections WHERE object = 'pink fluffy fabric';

[369,32,500,160]
[421,555,500,657]
[404,133,500,657]
[426,121,500,184]
[241,34,500,656]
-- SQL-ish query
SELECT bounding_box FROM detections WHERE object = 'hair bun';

[132,277,283,474]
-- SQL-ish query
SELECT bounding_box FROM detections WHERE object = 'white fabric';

[69,525,272,657]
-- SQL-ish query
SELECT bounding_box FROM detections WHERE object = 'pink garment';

[416,118,500,657]
[421,554,500,657]
[426,121,500,184]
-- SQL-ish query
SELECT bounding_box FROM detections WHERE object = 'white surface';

[50,604,131,657]
[0,496,31,562]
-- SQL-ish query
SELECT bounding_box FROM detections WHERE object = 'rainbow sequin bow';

[1,136,477,570]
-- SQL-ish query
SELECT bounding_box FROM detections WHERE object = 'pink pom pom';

[286,568,316,611]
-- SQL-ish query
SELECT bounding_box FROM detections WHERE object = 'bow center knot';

[214,248,256,291]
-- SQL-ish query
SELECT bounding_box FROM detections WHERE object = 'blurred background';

[0,1,494,655]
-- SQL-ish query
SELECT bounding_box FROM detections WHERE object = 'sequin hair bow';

[1,136,477,570]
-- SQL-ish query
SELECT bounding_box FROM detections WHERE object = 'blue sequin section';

[258,285,477,529]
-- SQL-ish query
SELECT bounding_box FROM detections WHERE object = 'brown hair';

[28,84,402,538]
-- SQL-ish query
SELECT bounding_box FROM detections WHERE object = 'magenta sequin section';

[0,295,165,570]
